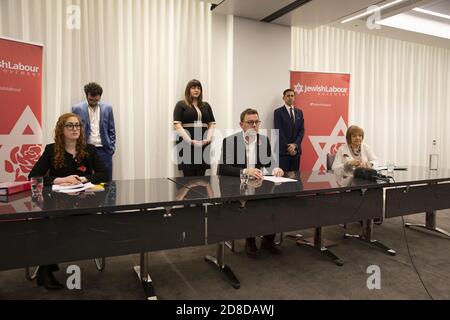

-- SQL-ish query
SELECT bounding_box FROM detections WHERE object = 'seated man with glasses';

[218,108,284,258]
[28,113,108,291]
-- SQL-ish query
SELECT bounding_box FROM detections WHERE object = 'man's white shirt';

[88,105,102,147]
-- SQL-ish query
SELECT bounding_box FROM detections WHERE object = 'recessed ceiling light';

[341,0,405,24]
[413,8,450,20]
[377,12,450,39]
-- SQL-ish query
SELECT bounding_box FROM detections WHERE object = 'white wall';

[0,1,294,179]
[232,17,291,131]
[292,25,450,169]
[204,12,234,176]
[5,1,446,178]
[0,0,234,179]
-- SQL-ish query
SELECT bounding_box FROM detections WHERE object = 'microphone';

[376,172,391,180]
[354,167,376,180]
[354,167,392,182]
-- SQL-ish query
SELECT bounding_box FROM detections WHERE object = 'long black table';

[1,166,449,298]
[0,179,207,299]
[169,171,387,282]
[384,166,450,237]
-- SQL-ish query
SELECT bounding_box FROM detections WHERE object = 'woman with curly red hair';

[30,113,107,186]
[29,113,107,290]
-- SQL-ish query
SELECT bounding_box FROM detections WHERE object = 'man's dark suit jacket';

[274,106,305,156]
[217,132,273,177]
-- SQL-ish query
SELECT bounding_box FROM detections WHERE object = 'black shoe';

[245,239,259,258]
[47,264,59,272]
[37,266,64,290]
[374,218,383,225]
[261,238,282,255]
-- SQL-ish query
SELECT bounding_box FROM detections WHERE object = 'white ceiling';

[207,0,450,48]
[275,0,387,27]
[211,0,409,26]
[422,0,450,14]
[332,0,450,47]
[211,0,295,21]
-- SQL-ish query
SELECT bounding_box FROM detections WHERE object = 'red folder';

[0,181,31,196]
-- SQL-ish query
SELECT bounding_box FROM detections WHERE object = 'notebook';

[0,181,31,196]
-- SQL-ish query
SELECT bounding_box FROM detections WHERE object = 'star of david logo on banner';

[309,117,347,171]
[294,82,303,94]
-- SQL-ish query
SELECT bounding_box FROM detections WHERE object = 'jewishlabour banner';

[290,71,350,171]
[0,37,43,181]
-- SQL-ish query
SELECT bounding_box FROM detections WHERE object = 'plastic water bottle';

[429,140,439,170]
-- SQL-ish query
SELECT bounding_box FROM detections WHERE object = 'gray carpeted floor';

[1,210,449,300]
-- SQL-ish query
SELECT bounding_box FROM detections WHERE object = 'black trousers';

[246,234,275,244]
[182,168,206,177]
[279,155,300,172]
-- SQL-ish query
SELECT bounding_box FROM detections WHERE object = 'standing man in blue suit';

[72,82,116,181]
[274,88,305,172]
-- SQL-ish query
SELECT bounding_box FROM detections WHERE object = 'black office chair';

[327,153,351,229]
[329,152,383,227]
[24,183,119,282]
[25,256,105,281]
[326,153,335,171]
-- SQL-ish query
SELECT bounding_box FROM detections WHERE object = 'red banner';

[291,71,350,173]
[0,37,43,182]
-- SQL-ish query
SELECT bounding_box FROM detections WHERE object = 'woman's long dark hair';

[53,113,88,169]
[184,79,204,108]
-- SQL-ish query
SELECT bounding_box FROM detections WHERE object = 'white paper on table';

[52,183,84,191]
[52,182,94,193]
[263,176,297,183]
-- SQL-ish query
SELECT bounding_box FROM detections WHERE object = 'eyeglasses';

[65,123,81,130]
[244,120,261,126]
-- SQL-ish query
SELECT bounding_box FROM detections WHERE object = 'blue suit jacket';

[274,106,305,157]
[71,102,116,155]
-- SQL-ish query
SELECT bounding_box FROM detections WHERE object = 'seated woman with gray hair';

[332,125,378,171]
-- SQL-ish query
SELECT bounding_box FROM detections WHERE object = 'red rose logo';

[5,144,43,181]
[77,165,87,172]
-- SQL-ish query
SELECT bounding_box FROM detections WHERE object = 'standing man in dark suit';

[72,82,116,181]
[218,108,284,258]
[274,89,305,172]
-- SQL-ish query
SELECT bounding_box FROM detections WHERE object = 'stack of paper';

[263,176,297,183]
[52,183,95,193]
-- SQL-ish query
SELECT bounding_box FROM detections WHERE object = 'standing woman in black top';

[29,112,107,290]
[174,79,216,176]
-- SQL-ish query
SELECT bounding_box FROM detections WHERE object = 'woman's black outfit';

[30,144,108,186]
[174,101,215,176]
[29,143,107,290]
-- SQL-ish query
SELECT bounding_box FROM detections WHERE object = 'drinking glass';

[30,176,44,197]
